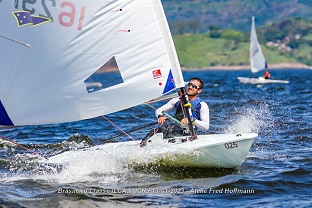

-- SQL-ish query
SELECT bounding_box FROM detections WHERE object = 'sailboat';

[237,16,289,84]
[0,0,257,168]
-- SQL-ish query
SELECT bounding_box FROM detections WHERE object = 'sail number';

[224,142,238,149]
[13,0,86,31]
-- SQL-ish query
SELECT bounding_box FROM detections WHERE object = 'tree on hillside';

[209,25,222,38]
[171,20,201,34]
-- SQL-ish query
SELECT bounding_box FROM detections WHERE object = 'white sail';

[250,16,267,73]
[0,0,184,126]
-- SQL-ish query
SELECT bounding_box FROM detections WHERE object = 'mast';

[152,0,195,137]
[179,87,197,139]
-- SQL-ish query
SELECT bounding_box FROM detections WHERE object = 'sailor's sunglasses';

[187,82,201,89]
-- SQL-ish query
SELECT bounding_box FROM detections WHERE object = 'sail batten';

[0,0,183,126]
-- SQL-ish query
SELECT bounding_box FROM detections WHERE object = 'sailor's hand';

[181,118,188,124]
[158,116,167,124]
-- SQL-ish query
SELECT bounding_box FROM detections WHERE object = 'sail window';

[84,56,124,93]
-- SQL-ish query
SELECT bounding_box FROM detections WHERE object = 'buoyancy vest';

[174,97,202,121]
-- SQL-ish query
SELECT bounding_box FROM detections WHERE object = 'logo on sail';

[12,11,52,27]
[152,69,162,79]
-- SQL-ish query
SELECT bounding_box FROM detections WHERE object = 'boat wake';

[0,136,199,184]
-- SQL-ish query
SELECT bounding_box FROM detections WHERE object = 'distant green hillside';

[174,33,295,68]
[173,18,312,68]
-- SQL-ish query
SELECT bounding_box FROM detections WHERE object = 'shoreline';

[99,62,311,72]
[182,62,311,71]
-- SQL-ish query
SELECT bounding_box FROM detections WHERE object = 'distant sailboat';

[238,16,289,84]
[0,0,257,168]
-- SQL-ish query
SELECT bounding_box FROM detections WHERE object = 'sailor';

[263,70,271,79]
[140,77,209,146]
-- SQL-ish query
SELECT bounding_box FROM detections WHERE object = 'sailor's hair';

[190,77,204,89]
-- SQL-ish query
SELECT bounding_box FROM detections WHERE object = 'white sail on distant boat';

[237,16,289,84]
[0,0,257,168]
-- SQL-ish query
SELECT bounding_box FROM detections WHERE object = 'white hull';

[40,133,257,169]
[237,77,289,84]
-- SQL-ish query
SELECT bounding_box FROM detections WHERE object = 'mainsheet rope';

[0,135,46,159]
[101,115,141,146]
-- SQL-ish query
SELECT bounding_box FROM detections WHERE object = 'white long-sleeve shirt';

[155,97,209,131]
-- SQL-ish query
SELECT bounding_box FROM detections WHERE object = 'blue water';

[0,69,311,207]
